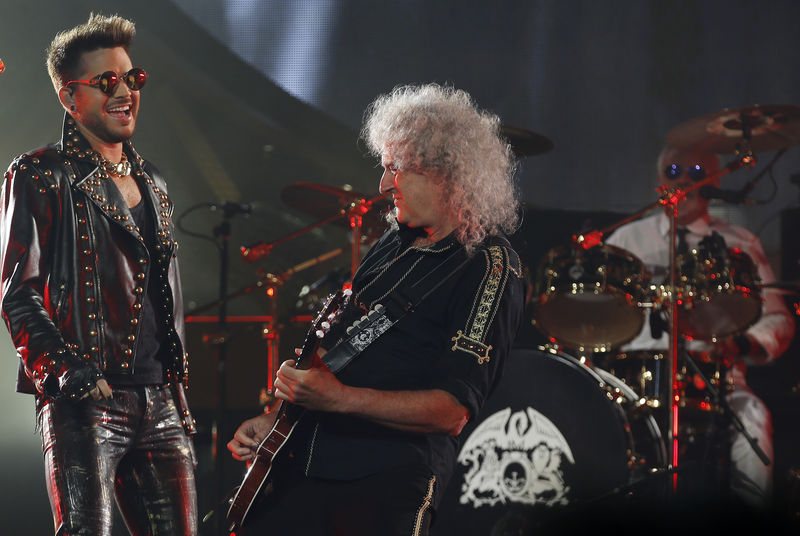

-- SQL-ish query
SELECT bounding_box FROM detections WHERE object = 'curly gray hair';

[362,84,520,248]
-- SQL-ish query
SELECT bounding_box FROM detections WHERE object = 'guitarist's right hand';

[227,411,278,461]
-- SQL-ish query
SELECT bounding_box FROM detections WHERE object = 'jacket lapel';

[60,113,175,252]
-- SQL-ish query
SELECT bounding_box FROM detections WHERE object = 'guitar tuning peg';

[345,326,354,335]
[374,304,385,313]
[343,288,353,297]
[315,330,325,338]
[321,321,331,330]
[327,313,336,321]
[360,314,368,322]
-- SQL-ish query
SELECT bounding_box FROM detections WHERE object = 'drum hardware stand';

[573,154,755,251]
[185,248,346,318]
[665,201,681,492]
[240,192,387,272]
[347,201,371,276]
[185,245,346,529]
[230,192,386,404]
[186,246,346,387]
[577,466,679,506]
[680,346,770,468]
[252,249,347,405]
[256,271,282,409]
[725,147,787,205]
[788,467,800,521]
[675,344,767,502]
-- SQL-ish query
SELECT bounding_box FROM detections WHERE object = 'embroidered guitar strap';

[322,244,472,375]
[450,244,509,364]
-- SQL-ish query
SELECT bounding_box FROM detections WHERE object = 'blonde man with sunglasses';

[0,13,197,535]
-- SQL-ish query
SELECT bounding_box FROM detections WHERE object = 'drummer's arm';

[717,333,770,366]
[725,235,795,365]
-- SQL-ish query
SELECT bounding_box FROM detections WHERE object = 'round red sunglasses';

[65,67,147,95]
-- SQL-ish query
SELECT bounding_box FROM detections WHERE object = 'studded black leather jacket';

[1,114,189,408]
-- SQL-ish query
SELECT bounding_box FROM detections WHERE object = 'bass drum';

[432,348,666,535]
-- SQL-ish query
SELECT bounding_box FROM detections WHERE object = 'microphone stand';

[210,211,234,536]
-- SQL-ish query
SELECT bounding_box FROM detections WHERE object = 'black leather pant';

[37,385,198,535]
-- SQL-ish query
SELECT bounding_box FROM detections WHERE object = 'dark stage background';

[1,0,800,533]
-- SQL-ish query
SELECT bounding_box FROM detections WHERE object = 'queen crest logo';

[457,407,575,508]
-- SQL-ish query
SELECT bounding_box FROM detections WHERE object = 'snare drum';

[531,244,648,350]
[677,245,762,340]
[433,348,666,536]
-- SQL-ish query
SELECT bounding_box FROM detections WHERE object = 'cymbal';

[280,182,391,233]
[500,125,554,157]
[666,104,800,154]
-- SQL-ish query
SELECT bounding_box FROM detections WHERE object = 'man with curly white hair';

[227,84,525,535]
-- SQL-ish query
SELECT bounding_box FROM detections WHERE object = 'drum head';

[433,348,645,535]
[533,294,644,349]
[679,295,762,340]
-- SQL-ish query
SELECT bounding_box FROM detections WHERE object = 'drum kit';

[526,104,800,504]
[532,229,764,351]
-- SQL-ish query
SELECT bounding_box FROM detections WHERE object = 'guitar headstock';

[295,288,350,369]
[345,303,386,336]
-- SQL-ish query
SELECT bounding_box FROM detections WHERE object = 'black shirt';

[105,198,165,386]
[297,224,525,507]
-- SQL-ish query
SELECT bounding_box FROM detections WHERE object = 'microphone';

[208,201,253,216]
[698,185,751,205]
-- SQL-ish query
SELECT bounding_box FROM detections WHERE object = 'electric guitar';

[226,289,347,531]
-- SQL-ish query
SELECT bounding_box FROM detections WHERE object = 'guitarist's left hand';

[227,411,278,461]
[273,349,347,412]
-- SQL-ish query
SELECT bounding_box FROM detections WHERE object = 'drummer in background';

[605,145,795,508]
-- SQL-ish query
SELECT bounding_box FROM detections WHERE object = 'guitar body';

[226,402,303,529]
